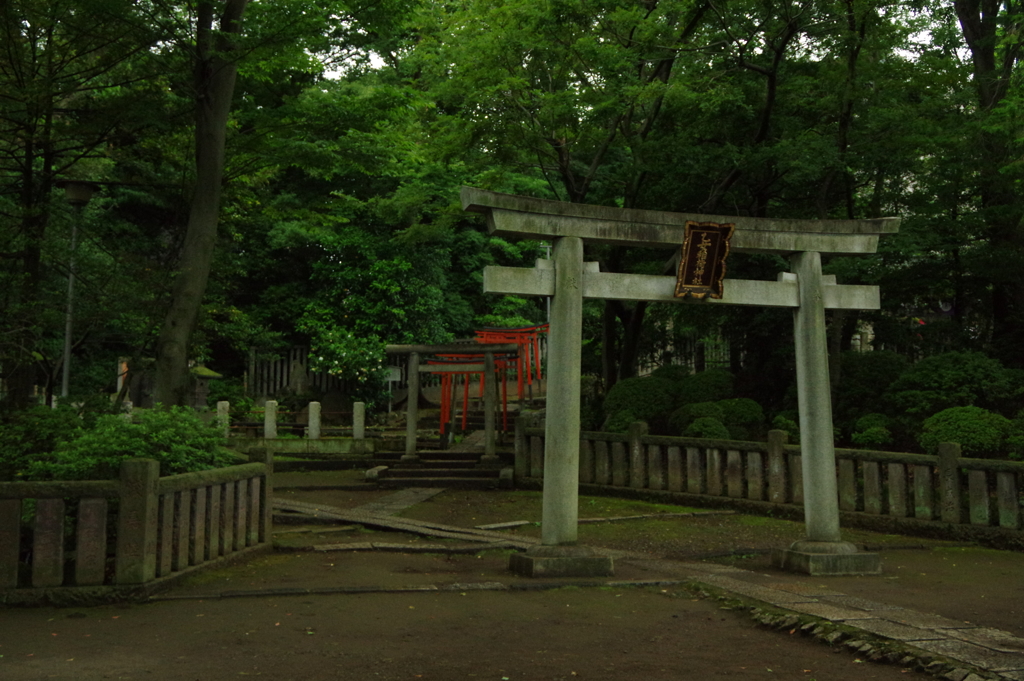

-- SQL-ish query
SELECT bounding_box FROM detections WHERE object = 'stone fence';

[515,419,1024,537]
[218,400,365,440]
[0,450,272,601]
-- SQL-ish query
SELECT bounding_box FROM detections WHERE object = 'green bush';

[668,401,724,435]
[718,397,762,424]
[602,376,677,424]
[28,407,233,480]
[772,414,800,442]
[0,406,83,480]
[604,410,638,434]
[676,369,734,406]
[851,427,892,448]
[918,406,1012,458]
[855,413,890,432]
[206,378,255,421]
[886,352,1019,417]
[850,412,893,448]
[684,417,731,439]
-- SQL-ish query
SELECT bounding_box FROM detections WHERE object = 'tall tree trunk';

[954,0,1024,366]
[153,0,249,406]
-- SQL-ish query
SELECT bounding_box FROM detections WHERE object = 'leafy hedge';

[4,406,234,481]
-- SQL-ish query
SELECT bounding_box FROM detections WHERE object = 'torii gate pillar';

[464,187,896,577]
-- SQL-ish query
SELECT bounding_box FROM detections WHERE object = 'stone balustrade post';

[217,400,230,440]
[249,447,273,543]
[403,353,421,463]
[353,402,365,440]
[939,442,962,524]
[308,401,321,440]
[264,400,278,439]
[115,458,160,584]
[628,421,649,489]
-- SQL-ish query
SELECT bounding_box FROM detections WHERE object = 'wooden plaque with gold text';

[674,221,735,299]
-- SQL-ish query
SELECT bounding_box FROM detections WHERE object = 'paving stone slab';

[440,582,508,591]
[315,542,375,551]
[851,618,948,642]
[878,609,978,630]
[618,558,709,578]
[782,602,881,621]
[351,488,445,515]
[762,582,846,597]
[997,670,1024,680]
[695,575,819,604]
[945,628,1024,654]
[674,562,747,573]
[913,639,1024,672]
[819,595,906,611]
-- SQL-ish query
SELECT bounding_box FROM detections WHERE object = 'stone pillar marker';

[479,351,501,466]
[217,400,230,440]
[308,401,321,440]
[352,401,365,454]
[264,400,278,440]
[463,186,899,578]
[352,402,365,440]
[402,352,421,464]
[115,458,160,584]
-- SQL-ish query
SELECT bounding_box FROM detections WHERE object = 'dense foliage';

[18,407,233,480]
[4,0,1024,460]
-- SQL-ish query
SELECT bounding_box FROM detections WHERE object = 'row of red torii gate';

[390,324,548,438]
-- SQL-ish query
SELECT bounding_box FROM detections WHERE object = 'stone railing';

[219,400,366,441]
[0,450,272,596]
[515,419,1024,533]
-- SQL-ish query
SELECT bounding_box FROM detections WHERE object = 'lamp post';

[60,181,96,400]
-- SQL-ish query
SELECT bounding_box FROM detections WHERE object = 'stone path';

[347,487,446,516]
[617,557,1024,681]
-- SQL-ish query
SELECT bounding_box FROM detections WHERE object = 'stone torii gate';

[462,187,900,577]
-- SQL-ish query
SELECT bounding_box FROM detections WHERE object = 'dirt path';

[0,586,935,681]
[1,485,1022,680]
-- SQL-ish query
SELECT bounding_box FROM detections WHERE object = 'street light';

[59,181,96,400]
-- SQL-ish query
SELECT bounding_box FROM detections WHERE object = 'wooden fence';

[0,451,272,593]
[515,419,1024,532]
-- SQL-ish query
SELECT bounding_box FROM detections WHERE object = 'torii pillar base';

[509,545,614,578]
[772,541,880,576]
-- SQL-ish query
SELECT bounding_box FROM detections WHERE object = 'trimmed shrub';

[850,412,893,448]
[886,352,1019,417]
[668,401,725,435]
[684,417,731,439]
[28,406,233,480]
[918,406,1012,458]
[718,398,764,440]
[604,410,638,434]
[851,427,892,448]
[603,376,677,424]
[855,413,890,431]
[676,369,735,406]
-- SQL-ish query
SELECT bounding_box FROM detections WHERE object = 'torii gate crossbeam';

[463,187,900,577]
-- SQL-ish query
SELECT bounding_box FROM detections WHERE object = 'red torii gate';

[428,325,548,437]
